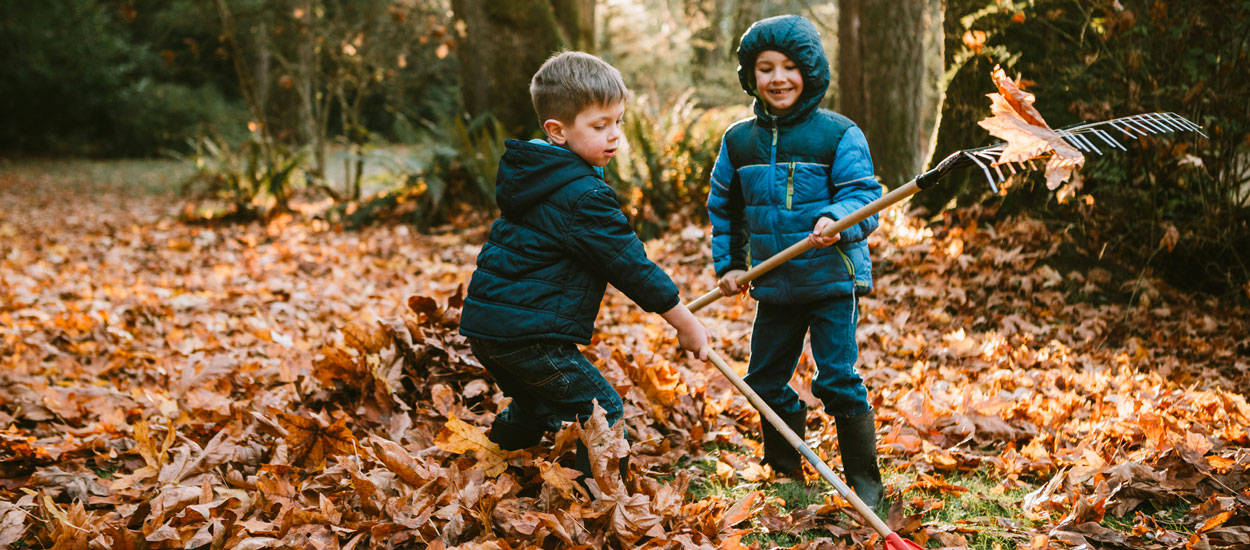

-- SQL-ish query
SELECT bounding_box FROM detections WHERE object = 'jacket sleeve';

[817,126,881,244]
[566,184,681,314]
[707,135,749,277]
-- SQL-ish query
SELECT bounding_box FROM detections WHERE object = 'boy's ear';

[542,119,566,144]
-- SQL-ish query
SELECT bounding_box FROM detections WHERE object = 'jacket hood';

[495,139,600,219]
[736,15,831,125]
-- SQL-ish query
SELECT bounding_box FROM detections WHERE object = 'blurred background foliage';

[1,0,1246,300]
[923,0,1250,299]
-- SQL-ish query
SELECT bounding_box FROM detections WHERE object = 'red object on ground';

[884,533,924,550]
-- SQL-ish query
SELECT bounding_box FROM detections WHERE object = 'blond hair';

[530,51,629,125]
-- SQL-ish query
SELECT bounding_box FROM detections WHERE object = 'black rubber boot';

[487,418,545,451]
[761,408,808,477]
[835,409,883,508]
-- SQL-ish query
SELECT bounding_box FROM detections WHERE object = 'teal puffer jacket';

[708,14,881,304]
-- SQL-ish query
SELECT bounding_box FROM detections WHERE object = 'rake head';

[963,111,1207,193]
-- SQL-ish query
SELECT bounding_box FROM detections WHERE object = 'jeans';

[468,338,624,450]
[743,294,870,420]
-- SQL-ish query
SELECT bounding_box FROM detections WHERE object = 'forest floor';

[1,159,1248,549]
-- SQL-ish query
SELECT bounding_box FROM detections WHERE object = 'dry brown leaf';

[277,410,358,471]
[433,414,509,476]
[581,403,631,495]
[342,315,390,354]
[604,491,663,545]
[721,490,762,530]
[0,502,26,548]
[537,458,587,500]
[977,65,1084,189]
[370,435,427,486]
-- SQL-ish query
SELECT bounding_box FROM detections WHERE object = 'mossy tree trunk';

[837,0,943,189]
[911,0,998,214]
[451,0,594,137]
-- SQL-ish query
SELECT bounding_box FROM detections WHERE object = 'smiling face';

[544,101,625,167]
[753,49,804,116]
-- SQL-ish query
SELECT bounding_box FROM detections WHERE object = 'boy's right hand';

[661,303,711,361]
[718,270,748,296]
[676,322,711,361]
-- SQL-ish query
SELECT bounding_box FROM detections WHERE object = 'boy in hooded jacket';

[459,51,710,484]
[707,15,884,506]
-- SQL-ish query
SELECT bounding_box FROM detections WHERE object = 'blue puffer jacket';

[708,14,881,304]
[460,139,680,344]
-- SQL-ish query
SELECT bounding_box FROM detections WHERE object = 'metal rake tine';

[1129,115,1166,135]
[1090,128,1129,151]
[1075,132,1103,154]
[1110,119,1143,138]
[986,154,1007,182]
[1154,112,1194,134]
[1168,112,1209,138]
[1138,113,1173,134]
[1059,130,1089,152]
[974,150,1005,180]
[1064,130,1102,154]
[1150,112,1188,133]
[965,151,1000,193]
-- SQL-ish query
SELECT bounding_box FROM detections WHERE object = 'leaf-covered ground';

[2,161,1248,549]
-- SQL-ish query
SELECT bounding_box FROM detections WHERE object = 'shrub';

[181,133,308,221]
[925,0,1250,301]
[606,91,748,239]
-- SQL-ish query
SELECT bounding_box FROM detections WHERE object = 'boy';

[707,15,884,506]
[459,51,710,484]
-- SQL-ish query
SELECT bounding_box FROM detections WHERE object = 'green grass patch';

[891,467,1041,550]
[768,478,827,511]
[1101,497,1193,535]
[742,528,836,547]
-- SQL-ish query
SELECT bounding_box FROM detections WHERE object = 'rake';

[689,112,1205,550]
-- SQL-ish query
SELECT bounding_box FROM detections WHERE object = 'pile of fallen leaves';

[2,161,1248,550]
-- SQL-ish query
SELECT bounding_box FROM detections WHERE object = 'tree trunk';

[837,0,943,189]
[912,0,999,214]
[552,0,596,52]
[451,0,581,137]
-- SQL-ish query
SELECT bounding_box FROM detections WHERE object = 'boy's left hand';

[808,217,841,248]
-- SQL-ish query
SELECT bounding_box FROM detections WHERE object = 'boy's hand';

[718,270,748,296]
[808,217,842,248]
[661,303,711,361]
[676,322,711,361]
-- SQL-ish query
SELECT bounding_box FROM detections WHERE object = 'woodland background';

[1,0,1248,549]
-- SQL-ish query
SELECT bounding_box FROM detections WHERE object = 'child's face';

[545,101,625,167]
[753,50,803,115]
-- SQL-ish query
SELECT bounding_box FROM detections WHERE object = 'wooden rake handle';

[687,151,969,314]
[704,349,893,536]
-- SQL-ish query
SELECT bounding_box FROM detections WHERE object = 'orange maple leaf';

[433,414,509,476]
[977,65,1084,190]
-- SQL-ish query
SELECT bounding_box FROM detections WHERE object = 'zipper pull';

[786,162,795,210]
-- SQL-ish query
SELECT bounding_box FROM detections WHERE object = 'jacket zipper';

[770,125,780,207]
[837,246,856,283]
[786,161,795,210]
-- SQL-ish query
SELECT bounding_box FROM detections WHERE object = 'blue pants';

[468,338,624,448]
[744,295,870,420]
